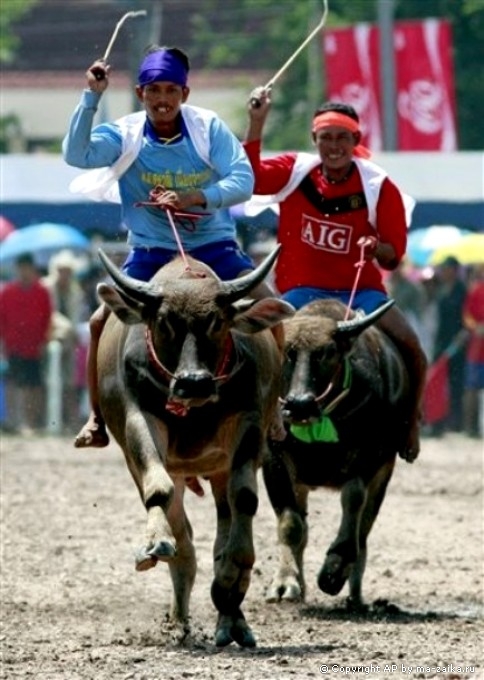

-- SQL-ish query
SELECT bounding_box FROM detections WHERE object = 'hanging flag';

[423,355,450,425]
[323,24,382,151]
[323,19,457,151]
[395,19,457,150]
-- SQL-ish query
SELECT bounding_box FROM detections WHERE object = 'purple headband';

[138,50,188,87]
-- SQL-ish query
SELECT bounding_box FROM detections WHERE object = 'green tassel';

[290,415,339,443]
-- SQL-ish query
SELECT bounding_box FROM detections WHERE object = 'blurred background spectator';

[428,256,468,436]
[0,254,52,433]
[387,258,426,344]
[462,264,484,438]
[43,250,86,431]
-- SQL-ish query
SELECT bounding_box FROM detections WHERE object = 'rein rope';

[344,239,372,321]
[135,184,211,276]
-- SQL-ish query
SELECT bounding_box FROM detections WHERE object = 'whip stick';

[250,0,329,107]
[92,10,147,80]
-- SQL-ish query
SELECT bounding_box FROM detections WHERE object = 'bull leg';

[134,459,177,571]
[121,414,178,571]
[267,485,309,603]
[165,477,197,625]
[263,446,308,603]
[347,460,395,609]
[318,476,367,597]
[210,446,259,648]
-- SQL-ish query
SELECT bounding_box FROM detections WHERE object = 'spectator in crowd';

[418,268,440,361]
[77,263,104,323]
[430,256,468,436]
[43,250,85,430]
[462,264,484,438]
[0,254,52,432]
[387,259,426,341]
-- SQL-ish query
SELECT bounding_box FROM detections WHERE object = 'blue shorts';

[465,362,484,389]
[122,240,255,282]
[281,286,389,314]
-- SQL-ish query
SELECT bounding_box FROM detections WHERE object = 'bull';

[94,247,294,647]
[262,298,409,609]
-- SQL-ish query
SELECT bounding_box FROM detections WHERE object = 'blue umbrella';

[0,222,90,265]
[406,225,472,268]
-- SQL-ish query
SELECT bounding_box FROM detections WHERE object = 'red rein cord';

[344,240,371,321]
[135,185,211,275]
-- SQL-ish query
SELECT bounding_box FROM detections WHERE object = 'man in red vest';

[244,90,427,462]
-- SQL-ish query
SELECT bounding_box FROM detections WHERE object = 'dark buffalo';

[94,247,294,647]
[262,298,409,608]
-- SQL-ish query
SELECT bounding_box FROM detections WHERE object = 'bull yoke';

[94,248,294,647]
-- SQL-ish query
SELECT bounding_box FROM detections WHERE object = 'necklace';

[322,162,355,184]
[158,132,182,145]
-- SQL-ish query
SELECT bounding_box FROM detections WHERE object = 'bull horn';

[335,299,395,337]
[218,244,281,303]
[97,249,157,305]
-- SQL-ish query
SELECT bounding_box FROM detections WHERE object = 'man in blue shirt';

[64,45,260,448]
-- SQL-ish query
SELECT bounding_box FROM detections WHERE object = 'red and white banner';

[323,24,382,151]
[395,19,457,150]
[323,19,457,151]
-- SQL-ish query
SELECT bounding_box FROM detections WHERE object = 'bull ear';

[335,299,395,338]
[232,298,295,334]
[217,245,281,304]
[97,283,143,325]
[98,249,159,306]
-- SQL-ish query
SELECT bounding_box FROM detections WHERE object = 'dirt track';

[1,432,482,680]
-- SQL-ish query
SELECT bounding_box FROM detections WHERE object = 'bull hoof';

[266,581,302,603]
[345,595,368,613]
[215,614,256,648]
[135,541,176,571]
[399,425,420,463]
[318,553,351,596]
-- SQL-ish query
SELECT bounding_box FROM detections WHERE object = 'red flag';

[423,355,450,425]
[323,25,382,151]
[395,19,457,150]
[323,19,457,151]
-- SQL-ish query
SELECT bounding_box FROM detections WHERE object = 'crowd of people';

[0,251,102,434]
[387,258,484,439]
[1,44,482,442]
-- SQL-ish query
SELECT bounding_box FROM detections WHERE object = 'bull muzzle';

[282,392,320,424]
[170,370,217,401]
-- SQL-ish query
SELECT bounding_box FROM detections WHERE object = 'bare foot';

[74,418,109,448]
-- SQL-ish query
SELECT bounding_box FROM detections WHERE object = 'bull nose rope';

[145,327,237,417]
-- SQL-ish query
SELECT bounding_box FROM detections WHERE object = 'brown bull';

[262,298,409,610]
[94,247,294,647]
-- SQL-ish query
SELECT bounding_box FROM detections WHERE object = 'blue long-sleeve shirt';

[63,90,254,249]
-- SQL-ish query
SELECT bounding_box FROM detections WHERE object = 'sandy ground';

[1,432,482,680]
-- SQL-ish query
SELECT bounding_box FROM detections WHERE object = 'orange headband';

[312,111,372,159]
[312,111,360,133]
